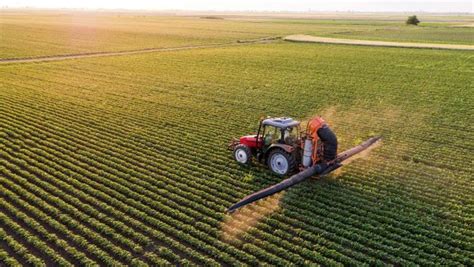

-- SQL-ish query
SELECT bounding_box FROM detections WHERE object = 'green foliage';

[0,11,471,59]
[406,15,421,25]
[242,172,255,183]
[0,12,472,267]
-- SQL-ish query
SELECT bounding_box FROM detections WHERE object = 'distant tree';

[406,15,420,25]
[200,16,224,20]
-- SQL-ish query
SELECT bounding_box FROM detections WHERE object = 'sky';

[2,0,473,13]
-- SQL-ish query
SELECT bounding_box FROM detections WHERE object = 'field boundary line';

[0,36,280,64]
[284,34,474,51]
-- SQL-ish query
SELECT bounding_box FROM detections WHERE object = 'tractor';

[228,116,338,176]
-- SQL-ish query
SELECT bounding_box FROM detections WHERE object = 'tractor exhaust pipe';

[227,136,381,213]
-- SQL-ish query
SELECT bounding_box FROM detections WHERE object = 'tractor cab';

[259,117,301,150]
[230,117,302,176]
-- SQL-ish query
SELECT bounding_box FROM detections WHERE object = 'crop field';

[323,25,473,45]
[1,11,472,59]
[0,11,473,266]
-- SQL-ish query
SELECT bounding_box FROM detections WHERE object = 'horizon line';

[1,7,473,14]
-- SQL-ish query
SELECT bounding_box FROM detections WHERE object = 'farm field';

[1,11,473,266]
[1,11,473,59]
[283,35,474,50]
[320,24,474,45]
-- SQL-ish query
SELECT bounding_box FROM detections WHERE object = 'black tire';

[267,149,296,176]
[233,144,252,166]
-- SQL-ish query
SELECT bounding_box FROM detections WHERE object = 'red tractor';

[229,116,337,176]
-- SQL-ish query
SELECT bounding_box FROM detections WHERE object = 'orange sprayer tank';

[304,116,327,166]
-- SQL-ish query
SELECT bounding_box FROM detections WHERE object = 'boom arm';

[227,136,381,213]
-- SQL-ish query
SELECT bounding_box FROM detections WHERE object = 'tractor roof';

[262,117,300,128]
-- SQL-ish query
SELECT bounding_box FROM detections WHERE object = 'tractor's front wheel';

[233,144,252,166]
[267,149,296,176]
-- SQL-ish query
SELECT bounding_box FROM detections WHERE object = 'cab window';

[283,127,298,144]
[263,126,281,146]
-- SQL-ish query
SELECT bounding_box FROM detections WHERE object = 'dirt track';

[284,34,474,51]
[2,34,471,65]
[0,37,278,64]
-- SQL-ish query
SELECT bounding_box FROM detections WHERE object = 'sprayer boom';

[335,136,381,163]
[227,136,381,213]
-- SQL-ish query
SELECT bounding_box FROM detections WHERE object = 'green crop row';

[0,88,368,266]
[1,39,472,266]
[0,226,43,266]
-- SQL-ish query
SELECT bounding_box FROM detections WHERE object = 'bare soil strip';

[451,23,474,28]
[0,37,279,64]
[284,34,474,51]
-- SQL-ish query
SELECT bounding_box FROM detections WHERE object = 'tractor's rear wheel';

[267,149,296,176]
[233,144,252,166]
